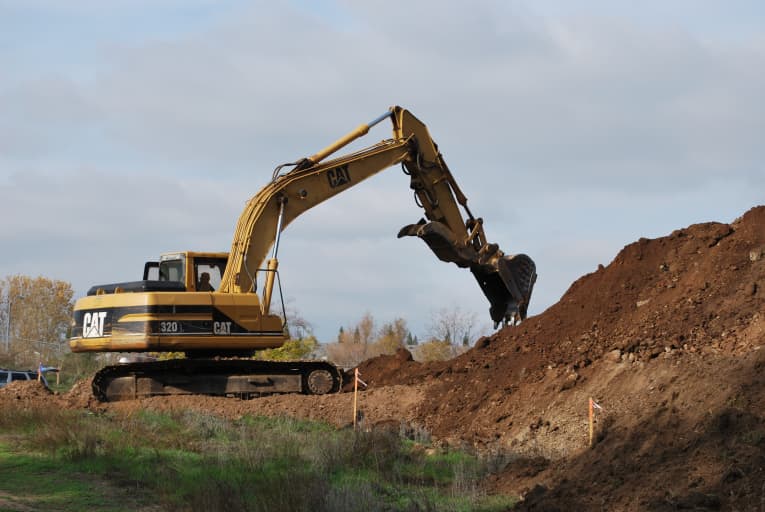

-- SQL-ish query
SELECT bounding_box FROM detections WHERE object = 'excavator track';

[92,359,343,402]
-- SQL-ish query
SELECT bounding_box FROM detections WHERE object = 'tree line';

[266,306,488,367]
[0,274,101,381]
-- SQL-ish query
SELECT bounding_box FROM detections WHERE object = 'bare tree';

[281,298,314,340]
[426,305,482,347]
[357,312,375,346]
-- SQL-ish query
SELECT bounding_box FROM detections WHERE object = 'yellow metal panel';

[211,293,263,331]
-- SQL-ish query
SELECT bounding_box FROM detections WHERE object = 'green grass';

[0,444,153,511]
[0,403,518,511]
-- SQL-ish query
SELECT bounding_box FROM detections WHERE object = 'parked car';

[0,368,49,388]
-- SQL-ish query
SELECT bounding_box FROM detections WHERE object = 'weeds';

[741,428,765,446]
[0,444,152,512]
[0,401,518,511]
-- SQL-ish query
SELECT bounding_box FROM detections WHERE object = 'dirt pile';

[390,205,765,510]
[412,206,765,428]
[0,380,53,401]
[60,378,101,410]
[353,348,422,388]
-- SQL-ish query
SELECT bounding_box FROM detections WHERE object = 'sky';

[1,1,763,342]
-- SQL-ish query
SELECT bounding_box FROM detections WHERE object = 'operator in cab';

[197,272,214,291]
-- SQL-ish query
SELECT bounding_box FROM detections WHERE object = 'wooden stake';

[588,397,594,448]
[353,368,359,430]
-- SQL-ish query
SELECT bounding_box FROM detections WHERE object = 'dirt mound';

[61,378,101,409]
[351,348,423,388]
[0,380,53,401]
[413,205,765,435]
[397,205,765,510]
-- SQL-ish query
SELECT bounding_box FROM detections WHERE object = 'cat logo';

[83,311,107,338]
[327,165,351,188]
[213,321,232,335]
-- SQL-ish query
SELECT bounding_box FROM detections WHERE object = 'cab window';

[159,257,185,283]
[194,259,226,292]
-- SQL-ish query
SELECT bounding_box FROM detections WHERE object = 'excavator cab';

[148,253,228,292]
[140,253,229,291]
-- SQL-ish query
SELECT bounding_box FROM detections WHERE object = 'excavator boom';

[222,106,536,325]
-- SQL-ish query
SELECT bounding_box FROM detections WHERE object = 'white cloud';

[1,1,763,340]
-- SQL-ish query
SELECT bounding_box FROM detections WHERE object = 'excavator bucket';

[471,253,536,326]
[398,220,537,327]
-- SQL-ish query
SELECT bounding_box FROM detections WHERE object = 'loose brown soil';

[3,205,764,511]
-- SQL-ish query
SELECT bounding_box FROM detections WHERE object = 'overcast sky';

[1,1,763,342]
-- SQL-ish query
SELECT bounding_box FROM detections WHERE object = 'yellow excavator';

[70,106,536,401]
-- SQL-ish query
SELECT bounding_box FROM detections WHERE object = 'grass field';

[0,401,517,511]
